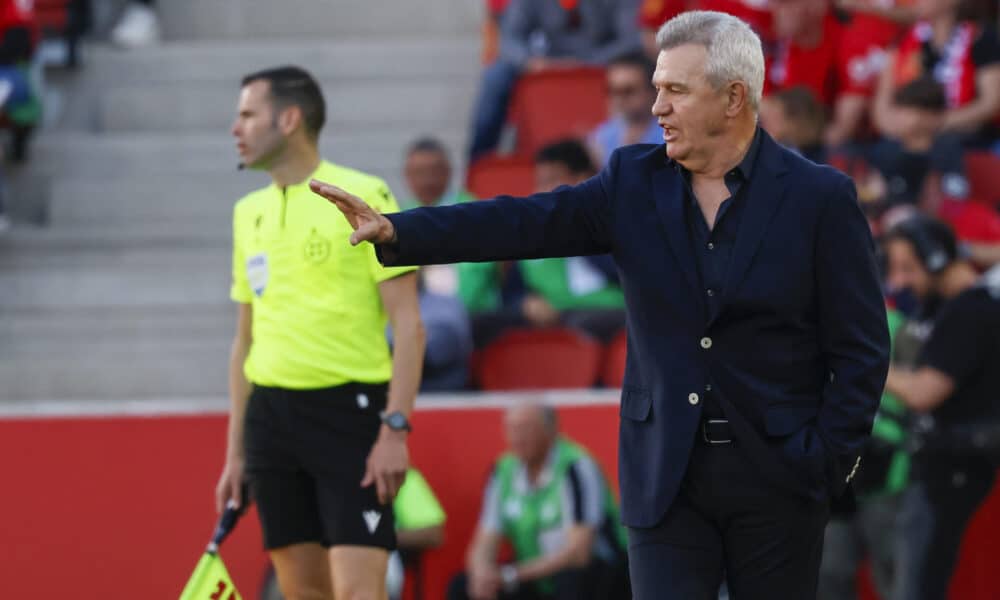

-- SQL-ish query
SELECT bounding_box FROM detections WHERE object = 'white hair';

[656,10,765,110]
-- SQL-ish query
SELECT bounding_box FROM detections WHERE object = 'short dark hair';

[406,136,450,158]
[534,139,595,175]
[773,85,826,145]
[893,76,947,112]
[884,215,958,273]
[607,51,656,83]
[241,66,326,139]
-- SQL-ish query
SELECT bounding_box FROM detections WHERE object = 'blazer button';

[700,337,713,349]
[688,393,700,405]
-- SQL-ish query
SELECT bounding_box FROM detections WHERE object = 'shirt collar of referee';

[667,125,762,185]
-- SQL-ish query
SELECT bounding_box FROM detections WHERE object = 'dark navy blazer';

[381,131,890,528]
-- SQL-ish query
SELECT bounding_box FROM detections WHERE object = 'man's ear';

[277,105,303,136]
[726,81,749,117]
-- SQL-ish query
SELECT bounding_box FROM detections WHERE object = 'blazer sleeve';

[379,155,618,266]
[814,175,891,494]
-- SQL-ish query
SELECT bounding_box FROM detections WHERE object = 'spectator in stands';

[468,0,643,159]
[459,140,626,348]
[636,0,775,58]
[873,0,1000,147]
[882,217,1000,600]
[867,77,969,211]
[401,137,475,211]
[110,0,159,48]
[758,85,828,163]
[765,0,901,147]
[0,0,40,232]
[588,52,660,166]
[389,273,473,391]
[447,402,628,600]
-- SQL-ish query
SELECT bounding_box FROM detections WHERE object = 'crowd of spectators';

[416,0,1000,395]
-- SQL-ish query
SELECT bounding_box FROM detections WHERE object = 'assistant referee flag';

[178,501,246,600]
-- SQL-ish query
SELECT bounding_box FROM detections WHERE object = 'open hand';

[309,179,397,245]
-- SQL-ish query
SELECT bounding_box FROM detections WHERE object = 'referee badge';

[246,253,268,297]
[303,228,331,264]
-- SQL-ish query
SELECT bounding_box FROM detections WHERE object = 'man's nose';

[652,96,669,117]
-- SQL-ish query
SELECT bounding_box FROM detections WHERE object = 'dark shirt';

[671,128,762,417]
[918,269,1000,428]
[867,136,967,207]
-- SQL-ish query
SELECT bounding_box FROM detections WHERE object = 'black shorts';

[243,382,396,551]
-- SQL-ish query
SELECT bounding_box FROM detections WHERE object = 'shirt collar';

[514,440,559,493]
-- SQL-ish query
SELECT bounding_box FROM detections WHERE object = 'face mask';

[889,287,921,318]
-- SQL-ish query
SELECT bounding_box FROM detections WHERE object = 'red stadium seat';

[466,154,536,199]
[475,328,602,390]
[964,151,1000,208]
[509,67,608,155]
[601,329,627,388]
[35,0,68,30]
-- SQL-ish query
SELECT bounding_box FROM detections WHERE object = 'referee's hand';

[309,179,397,245]
[362,428,409,505]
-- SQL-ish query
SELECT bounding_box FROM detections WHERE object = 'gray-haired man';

[312,11,889,599]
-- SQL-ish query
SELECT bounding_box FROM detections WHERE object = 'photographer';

[883,217,1000,600]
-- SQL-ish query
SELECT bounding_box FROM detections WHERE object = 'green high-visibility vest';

[494,438,625,593]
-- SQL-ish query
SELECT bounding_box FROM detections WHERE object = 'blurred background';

[1,0,999,598]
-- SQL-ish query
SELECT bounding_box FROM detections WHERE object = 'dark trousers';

[893,457,996,600]
[627,437,830,600]
[447,558,627,600]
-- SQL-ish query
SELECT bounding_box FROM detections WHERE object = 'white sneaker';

[110,3,161,49]
[0,214,11,235]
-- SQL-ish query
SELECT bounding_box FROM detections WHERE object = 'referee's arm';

[365,271,425,503]
[216,302,253,512]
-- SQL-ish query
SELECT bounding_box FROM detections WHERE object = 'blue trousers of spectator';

[468,60,520,160]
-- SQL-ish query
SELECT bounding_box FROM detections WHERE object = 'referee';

[215,66,425,599]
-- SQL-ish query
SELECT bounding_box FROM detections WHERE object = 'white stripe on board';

[0,390,621,419]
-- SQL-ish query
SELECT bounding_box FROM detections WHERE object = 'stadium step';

[157,0,482,41]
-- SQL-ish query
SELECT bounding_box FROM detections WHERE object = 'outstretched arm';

[311,165,615,267]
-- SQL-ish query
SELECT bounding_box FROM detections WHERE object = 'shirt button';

[688,393,700,405]
[706,288,715,297]
[707,242,715,250]
[705,384,713,392]
[700,337,713,349]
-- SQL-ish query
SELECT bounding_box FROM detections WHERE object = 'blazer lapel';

[652,162,701,298]
[712,133,789,326]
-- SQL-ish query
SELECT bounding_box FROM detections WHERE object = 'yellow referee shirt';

[230,160,417,389]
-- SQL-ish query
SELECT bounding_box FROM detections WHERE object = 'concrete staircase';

[0,1,482,404]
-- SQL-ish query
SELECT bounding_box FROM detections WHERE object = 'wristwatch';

[500,565,519,592]
[380,411,412,432]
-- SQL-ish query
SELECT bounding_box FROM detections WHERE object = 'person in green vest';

[447,401,629,600]
[400,137,476,211]
[458,140,626,347]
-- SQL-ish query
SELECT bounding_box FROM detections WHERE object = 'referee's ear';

[277,105,303,137]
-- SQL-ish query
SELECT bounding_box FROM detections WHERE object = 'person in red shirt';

[637,0,774,58]
[766,0,905,147]
[873,0,1000,144]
